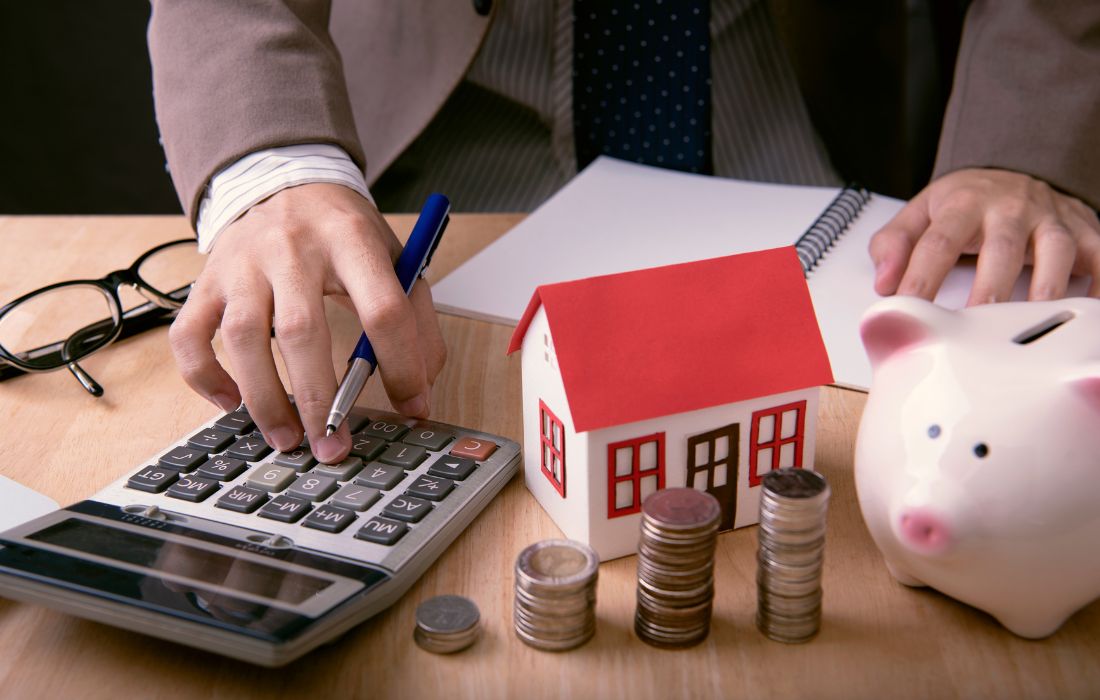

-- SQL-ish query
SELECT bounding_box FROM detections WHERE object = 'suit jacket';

[147,0,1100,225]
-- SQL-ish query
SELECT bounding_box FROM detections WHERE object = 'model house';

[506,247,834,561]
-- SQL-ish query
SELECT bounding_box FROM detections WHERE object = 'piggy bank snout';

[896,508,953,555]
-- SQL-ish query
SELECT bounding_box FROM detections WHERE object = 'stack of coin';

[634,487,721,648]
[513,539,599,651]
[413,594,481,654]
[756,467,830,643]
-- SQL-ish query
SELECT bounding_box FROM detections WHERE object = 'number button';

[404,427,454,451]
[248,465,297,492]
[361,420,409,442]
[331,484,381,512]
[378,443,427,470]
[286,474,338,502]
[273,447,316,472]
[349,433,385,461]
[312,456,364,481]
[353,463,406,491]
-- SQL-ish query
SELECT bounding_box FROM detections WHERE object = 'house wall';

[518,306,590,545]
[585,386,821,561]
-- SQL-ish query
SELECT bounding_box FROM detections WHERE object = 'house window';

[749,400,807,487]
[607,433,665,518]
[539,400,565,496]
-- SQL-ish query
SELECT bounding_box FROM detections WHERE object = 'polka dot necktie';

[572,0,713,174]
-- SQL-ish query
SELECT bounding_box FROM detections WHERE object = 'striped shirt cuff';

[195,144,374,253]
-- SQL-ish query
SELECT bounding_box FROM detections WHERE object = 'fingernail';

[396,393,429,418]
[313,434,348,464]
[267,426,300,452]
[212,393,239,413]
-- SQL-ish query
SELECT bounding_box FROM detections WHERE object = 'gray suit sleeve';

[147,0,365,225]
[933,0,1100,210]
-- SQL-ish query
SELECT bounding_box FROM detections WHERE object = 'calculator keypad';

[123,406,511,553]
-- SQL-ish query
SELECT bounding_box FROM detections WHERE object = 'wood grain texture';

[0,214,1097,699]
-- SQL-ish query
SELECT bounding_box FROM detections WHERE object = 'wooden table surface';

[0,214,1097,700]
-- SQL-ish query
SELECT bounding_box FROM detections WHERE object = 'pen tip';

[325,425,336,437]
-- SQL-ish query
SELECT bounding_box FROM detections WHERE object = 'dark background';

[0,1,966,216]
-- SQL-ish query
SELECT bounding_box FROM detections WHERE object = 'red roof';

[507,247,833,433]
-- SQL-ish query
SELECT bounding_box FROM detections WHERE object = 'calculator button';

[378,443,427,470]
[187,428,235,453]
[361,419,409,441]
[404,427,454,451]
[301,505,358,533]
[428,456,477,481]
[214,409,254,435]
[158,446,207,472]
[215,485,269,513]
[349,434,385,461]
[406,475,454,502]
[354,463,407,491]
[356,517,408,545]
[383,495,433,522]
[312,455,364,481]
[449,437,498,461]
[258,495,312,523]
[196,456,248,481]
[127,466,180,493]
[286,474,339,502]
[331,484,381,512]
[225,435,272,462]
[273,447,317,472]
[166,475,221,502]
[347,410,372,433]
[248,465,297,492]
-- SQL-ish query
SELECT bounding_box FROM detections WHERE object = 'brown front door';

[686,423,739,531]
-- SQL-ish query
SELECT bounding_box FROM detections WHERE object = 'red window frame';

[749,400,807,487]
[539,400,566,497]
[607,432,666,518]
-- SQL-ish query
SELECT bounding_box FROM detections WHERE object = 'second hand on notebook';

[324,194,451,435]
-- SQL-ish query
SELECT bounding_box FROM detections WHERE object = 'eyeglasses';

[0,239,203,396]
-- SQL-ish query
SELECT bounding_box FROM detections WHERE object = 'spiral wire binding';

[793,184,871,276]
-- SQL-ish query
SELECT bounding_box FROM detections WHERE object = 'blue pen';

[324,193,451,435]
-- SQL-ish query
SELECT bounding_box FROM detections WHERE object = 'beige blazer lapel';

[330,0,493,184]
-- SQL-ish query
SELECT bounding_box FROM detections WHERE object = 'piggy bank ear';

[860,297,947,369]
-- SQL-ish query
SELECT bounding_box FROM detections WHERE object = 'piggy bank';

[855,295,1100,638]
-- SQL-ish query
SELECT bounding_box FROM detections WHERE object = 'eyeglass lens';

[136,241,204,301]
[0,285,119,369]
[0,241,203,370]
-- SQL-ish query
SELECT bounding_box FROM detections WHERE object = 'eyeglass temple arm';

[66,362,103,397]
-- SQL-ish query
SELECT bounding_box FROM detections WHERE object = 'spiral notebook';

[431,157,1077,390]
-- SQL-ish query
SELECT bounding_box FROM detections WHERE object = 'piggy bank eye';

[973,443,989,458]
[927,424,941,439]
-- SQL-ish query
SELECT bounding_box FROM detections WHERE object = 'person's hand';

[870,168,1100,305]
[169,183,447,463]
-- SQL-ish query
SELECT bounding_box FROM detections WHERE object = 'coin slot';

[1012,311,1074,345]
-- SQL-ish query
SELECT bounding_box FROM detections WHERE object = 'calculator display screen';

[28,519,332,605]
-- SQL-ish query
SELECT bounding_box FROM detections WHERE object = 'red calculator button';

[449,437,497,461]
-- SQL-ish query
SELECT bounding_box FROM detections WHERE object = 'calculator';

[0,405,520,666]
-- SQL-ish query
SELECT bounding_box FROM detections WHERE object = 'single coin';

[516,539,599,589]
[415,594,480,635]
[641,488,721,530]
[761,468,829,500]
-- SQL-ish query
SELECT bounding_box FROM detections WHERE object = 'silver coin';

[415,594,480,635]
[515,539,599,590]
[761,468,830,500]
[641,488,722,530]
